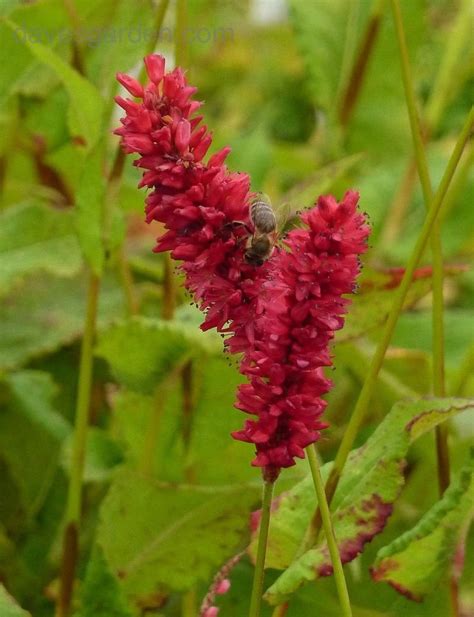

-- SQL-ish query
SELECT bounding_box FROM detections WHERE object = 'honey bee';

[245,193,278,266]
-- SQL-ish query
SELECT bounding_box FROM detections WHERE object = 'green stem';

[248,478,275,617]
[379,158,418,246]
[378,0,470,245]
[57,271,100,617]
[390,0,448,489]
[320,105,474,515]
[111,0,170,314]
[139,357,191,475]
[175,0,188,67]
[438,144,474,227]
[424,0,473,134]
[451,344,474,397]
[307,446,352,617]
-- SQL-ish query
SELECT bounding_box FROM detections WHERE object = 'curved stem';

[248,478,275,617]
[57,271,100,617]
[320,105,474,517]
[175,0,188,67]
[390,0,449,491]
[307,446,352,616]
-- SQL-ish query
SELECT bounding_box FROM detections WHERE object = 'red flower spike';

[230,191,370,471]
[115,54,370,476]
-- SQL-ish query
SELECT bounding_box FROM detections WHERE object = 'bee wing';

[275,201,303,236]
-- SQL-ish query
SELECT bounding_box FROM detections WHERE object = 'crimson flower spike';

[115,55,370,479]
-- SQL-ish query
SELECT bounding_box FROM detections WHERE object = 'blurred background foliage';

[0,0,473,616]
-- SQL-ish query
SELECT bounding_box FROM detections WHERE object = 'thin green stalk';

[379,159,418,246]
[390,0,448,491]
[57,271,100,617]
[438,144,474,227]
[307,446,352,617]
[424,0,473,134]
[451,344,474,397]
[248,478,275,617]
[379,0,471,245]
[111,0,171,314]
[175,0,188,67]
[319,106,474,517]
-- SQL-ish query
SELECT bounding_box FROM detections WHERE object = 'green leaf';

[0,201,82,297]
[0,371,70,518]
[95,316,221,394]
[75,546,133,617]
[0,584,31,617]
[3,18,104,150]
[98,469,260,600]
[0,271,126,370]
[372,455,474,600]
[257,397,474,605]
[74,142,106,274]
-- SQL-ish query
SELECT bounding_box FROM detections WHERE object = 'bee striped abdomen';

[250,199,277,234]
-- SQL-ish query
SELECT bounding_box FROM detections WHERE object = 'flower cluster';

[115,55,370,477]
[233,192,370,473]
[115,54,267,339]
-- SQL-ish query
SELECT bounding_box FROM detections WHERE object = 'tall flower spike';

[115,56,371,477]
[115,54,268,342]
[232,191,370,475]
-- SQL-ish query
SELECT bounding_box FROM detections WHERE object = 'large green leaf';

[0,585,31,617]
[253,397,474,605]
[0,371,70,519]
[0,271,125,370]
[0,201,82,296]
[97,469,260,601]
[95,315,222,394]
[371,455,474,600]
[4,18,104,150]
